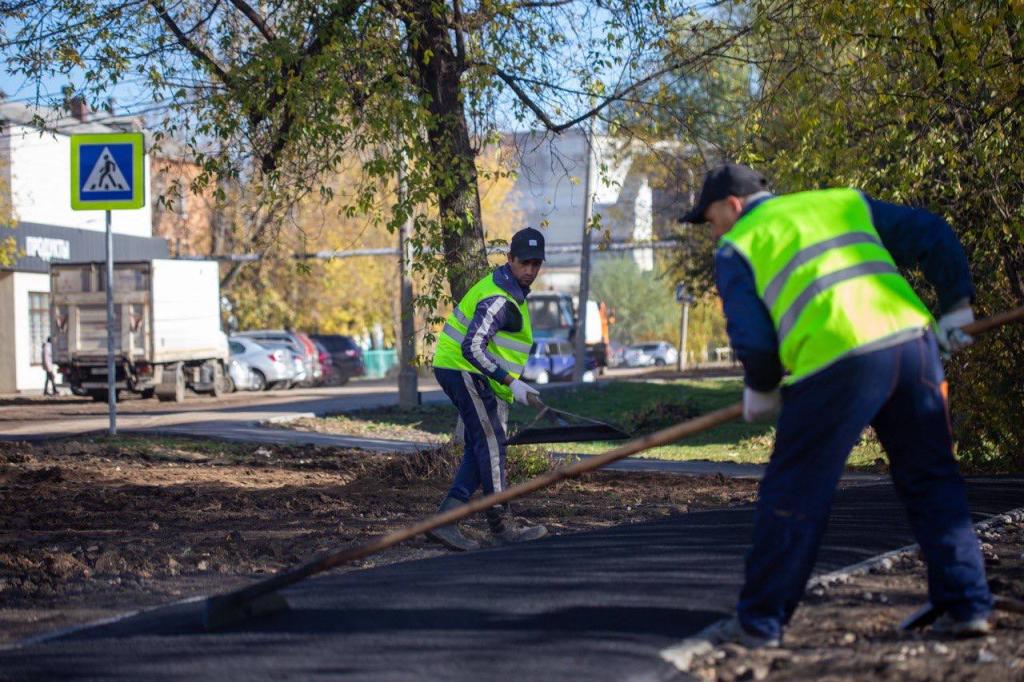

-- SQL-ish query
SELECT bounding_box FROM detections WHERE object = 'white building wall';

[0,273,15,393]
[11,271,51,392]
[8,123,152,237]
[632,178,654,272]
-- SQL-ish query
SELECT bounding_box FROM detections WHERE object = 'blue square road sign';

[71,132,146,210]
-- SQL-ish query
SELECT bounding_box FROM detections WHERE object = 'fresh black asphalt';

[3,478,1022,681]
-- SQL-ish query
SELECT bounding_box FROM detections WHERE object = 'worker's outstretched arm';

[863,193,975,314]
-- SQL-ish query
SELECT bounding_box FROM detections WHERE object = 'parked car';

[607,342,628,368]
[625,342,679,368]
[226,357,256,392]
[295,332,323,385]
[309,334,366,385]
[311,338,335,386]
[522,340,597,384]
[263,343,307,388]
[235,330,316,386]
[228,336,294,391]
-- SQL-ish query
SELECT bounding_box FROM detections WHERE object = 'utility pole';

[675,283,693,373]
[679,299,690,373]
[572,122,595,382]
[397,147,418,408]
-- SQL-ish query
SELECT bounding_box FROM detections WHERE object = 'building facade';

[150,146,216,257]
[500,130,667,292]
[0,100,167,393]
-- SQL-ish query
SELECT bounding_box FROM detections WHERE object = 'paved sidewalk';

[3,478,1019,681]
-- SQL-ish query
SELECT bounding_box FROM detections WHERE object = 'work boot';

[486,505,548,545]
[703,616,780,649]
[931,613,992,637]
[425,497,479,552]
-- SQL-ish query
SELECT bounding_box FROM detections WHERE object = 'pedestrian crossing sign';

[70,132,145,210]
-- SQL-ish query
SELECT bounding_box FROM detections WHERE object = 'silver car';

[228,337,295,391]
[236,330,316,386]
[625,342,679,367]
[227,357,256,392]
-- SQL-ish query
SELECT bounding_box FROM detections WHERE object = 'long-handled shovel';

[203,306,1024,630]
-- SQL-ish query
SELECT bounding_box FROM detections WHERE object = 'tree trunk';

[406,4,488,302]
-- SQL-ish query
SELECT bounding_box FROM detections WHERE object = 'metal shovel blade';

[508,405,631,445]
[507,422,631,445]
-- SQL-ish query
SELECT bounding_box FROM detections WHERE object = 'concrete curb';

[660,505,1024,673]
[259,412,317,425]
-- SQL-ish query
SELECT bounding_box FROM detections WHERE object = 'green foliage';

[590,254,680,344]
[742,0,1024,470]
[588,252,728,356]
[3,0,711,332]
[0,225,15,266]
[507,446,554,483]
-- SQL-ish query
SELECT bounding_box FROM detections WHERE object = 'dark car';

[309,334,365,385]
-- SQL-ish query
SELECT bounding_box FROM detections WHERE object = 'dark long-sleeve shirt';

[715,192,975,391]
[461,264,530,383]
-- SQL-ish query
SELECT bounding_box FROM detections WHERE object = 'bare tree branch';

[148,0,232,84]
[476,22,753,134]
[452,0,467,66]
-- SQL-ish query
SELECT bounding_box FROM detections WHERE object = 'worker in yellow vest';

[680,163,990,647]
[428,228,549,551]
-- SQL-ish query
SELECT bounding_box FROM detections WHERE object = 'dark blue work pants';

[434,367,509,501]
[738,332,991,639]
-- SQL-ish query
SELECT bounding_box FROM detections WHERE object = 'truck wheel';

[210,362,226,398]
[141,388,156,400]
[157,364,186,403]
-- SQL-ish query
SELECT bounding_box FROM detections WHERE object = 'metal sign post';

[70,132,145,437]
[105,210,116,434]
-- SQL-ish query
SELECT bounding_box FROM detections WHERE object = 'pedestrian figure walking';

[428,228,549,551]
[42,336,58,397]
[681,163,991,647]
[91,154,122,190]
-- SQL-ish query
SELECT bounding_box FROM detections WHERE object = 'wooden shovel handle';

[206,401,743,622]
[962,305,1024,336]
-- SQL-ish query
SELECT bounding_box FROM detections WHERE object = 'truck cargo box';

[51,259,227,365]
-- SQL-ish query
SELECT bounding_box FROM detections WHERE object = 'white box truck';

[50,259,229,402]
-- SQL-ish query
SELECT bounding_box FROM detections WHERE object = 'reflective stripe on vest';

[449,309,532,354]
[720,188,933,383]
[441,323,527,374]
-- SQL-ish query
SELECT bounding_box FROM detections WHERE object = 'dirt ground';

[685,514,1024,681]
[0,437,759,645]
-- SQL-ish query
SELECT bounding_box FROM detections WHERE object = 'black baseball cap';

[679,163,769,223]
[510,227,545,261]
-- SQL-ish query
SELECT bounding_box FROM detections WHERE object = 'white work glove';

[743,386,781,423]
[935,305,975,358]
[509,378,540,406]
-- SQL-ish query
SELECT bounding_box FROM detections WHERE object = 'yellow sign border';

[70,132,146,211]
